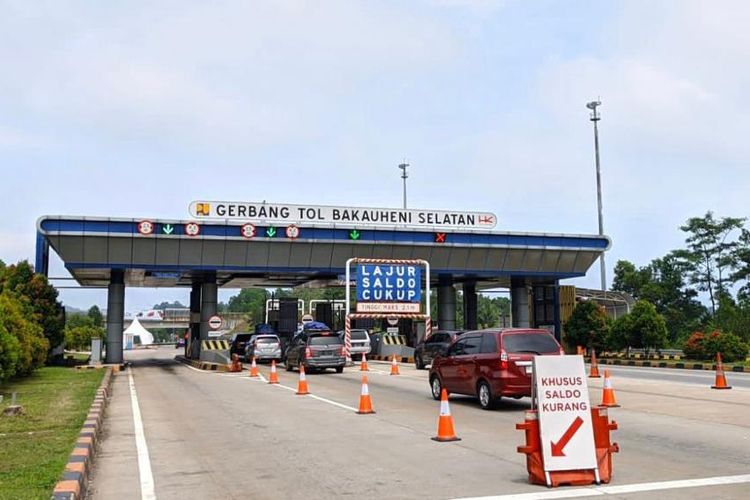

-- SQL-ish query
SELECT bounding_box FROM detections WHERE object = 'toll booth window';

[503,333,559,354]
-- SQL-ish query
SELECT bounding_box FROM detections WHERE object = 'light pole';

[587,100,606,291]
[398,162,409,209]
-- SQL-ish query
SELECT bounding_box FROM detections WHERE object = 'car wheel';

[415,354,425,370]
[477,381,497,410]
[335,366,344,373]
[430,375,443,400]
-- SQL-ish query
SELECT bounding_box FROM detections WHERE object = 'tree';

[729,228,750,300]
[227,289,269,324]
[607,314,632,352]
[153,301,186,310]
[674,212,745,315]
[65,325,104,351]
[0,292,49,378]
[87,305,104,327]
[627,300,668,355]
[612,255,707,344]
[0,260,65,352]
[563,301,609,351]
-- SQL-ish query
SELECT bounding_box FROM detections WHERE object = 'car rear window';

[350,330,368,340]
[503,333,560,354]
[234,334,253,342]
[309,334,342,346]
[256,337,278,344]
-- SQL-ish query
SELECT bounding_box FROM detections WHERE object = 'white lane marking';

[250,372,361,412]
[128,368,157,500]
[453,473,750,500]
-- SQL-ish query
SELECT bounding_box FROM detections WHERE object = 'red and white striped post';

[344,314,353,365]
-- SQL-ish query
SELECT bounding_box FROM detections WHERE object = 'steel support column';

[189,281,201,359]
[463,282,478,330]
[510,277,530,328]
[199,273,218,341]
[105,269,125,364]
[437,275,456,331]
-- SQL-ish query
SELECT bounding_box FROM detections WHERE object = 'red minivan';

[429,328,564,409]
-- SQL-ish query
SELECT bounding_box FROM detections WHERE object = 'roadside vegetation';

[564,212,750,362]
[0,367,104,499]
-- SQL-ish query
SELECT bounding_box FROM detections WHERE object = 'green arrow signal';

[162,224,174,235]
[266,227,277,237]
[349,230,361,240]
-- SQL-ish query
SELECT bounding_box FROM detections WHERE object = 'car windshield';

[309,334,342,346]
[350,330,368,340]
[256,337,278,344]
[503,333,560,354]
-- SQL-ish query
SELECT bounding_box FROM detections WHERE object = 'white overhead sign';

[189,201,497,229]
[533,355,598,473]
[356,302,421,313]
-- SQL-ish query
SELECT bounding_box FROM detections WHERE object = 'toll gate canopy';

[35,208,610,363]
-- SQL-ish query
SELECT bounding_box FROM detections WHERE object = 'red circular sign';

[241,223,256,239]
[285,225,300,239]
[208,315,223,330]
[185,222,201,237]
[137,220,154,235]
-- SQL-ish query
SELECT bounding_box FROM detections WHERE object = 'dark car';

[414,330,463,369]
[285,330,345,374]
[229,333,255,359]
[429,328,564,410]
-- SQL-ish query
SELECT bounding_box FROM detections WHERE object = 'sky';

[2,0,749,312]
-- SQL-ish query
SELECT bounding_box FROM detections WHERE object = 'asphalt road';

[88,348,750,499]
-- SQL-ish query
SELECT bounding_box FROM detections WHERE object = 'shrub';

[703,330,748,363]
[0,292,49,379]
[564,301,609,352]
[682,331,706,359]
[65,325,104,351]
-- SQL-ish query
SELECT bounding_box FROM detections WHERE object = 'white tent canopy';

[123,317,154,348]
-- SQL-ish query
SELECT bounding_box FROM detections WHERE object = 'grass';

[0,367,104,500]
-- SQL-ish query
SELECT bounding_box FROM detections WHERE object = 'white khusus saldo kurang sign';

[189,201,497,229]
[533,355,598,473]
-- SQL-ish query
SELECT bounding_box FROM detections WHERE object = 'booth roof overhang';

[36,216,610,289]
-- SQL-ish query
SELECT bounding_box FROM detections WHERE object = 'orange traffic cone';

[296,365,310,395]
[356,375,375,414]
[268,360,279,384]
[432,389,460,442]
[711,352,732,390]
[601,370,620,407]
[589,348,601,378]
[249,357,259,377]
[390,354,400,376]
[360,352,369,371]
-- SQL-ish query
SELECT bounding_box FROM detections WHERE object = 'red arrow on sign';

[551,416,584,457]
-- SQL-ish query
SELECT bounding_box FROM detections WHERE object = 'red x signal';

[435,232,446,243]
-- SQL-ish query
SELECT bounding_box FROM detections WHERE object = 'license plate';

[525,366,533,375]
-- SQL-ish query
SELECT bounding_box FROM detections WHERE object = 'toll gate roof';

[36,216,610,288]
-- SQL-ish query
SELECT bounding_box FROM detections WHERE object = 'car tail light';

[559,347,565,356]
[500,350,508,370]
[338,346,344,356]
[305,347,312,358]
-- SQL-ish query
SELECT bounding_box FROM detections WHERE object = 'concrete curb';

[51,367,114,500]
[599,358,749,373]
[175,355,230,372]
[369,354,414,364]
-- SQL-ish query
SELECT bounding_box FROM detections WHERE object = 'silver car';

[245,334,282,362]
[338,329,371,359]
